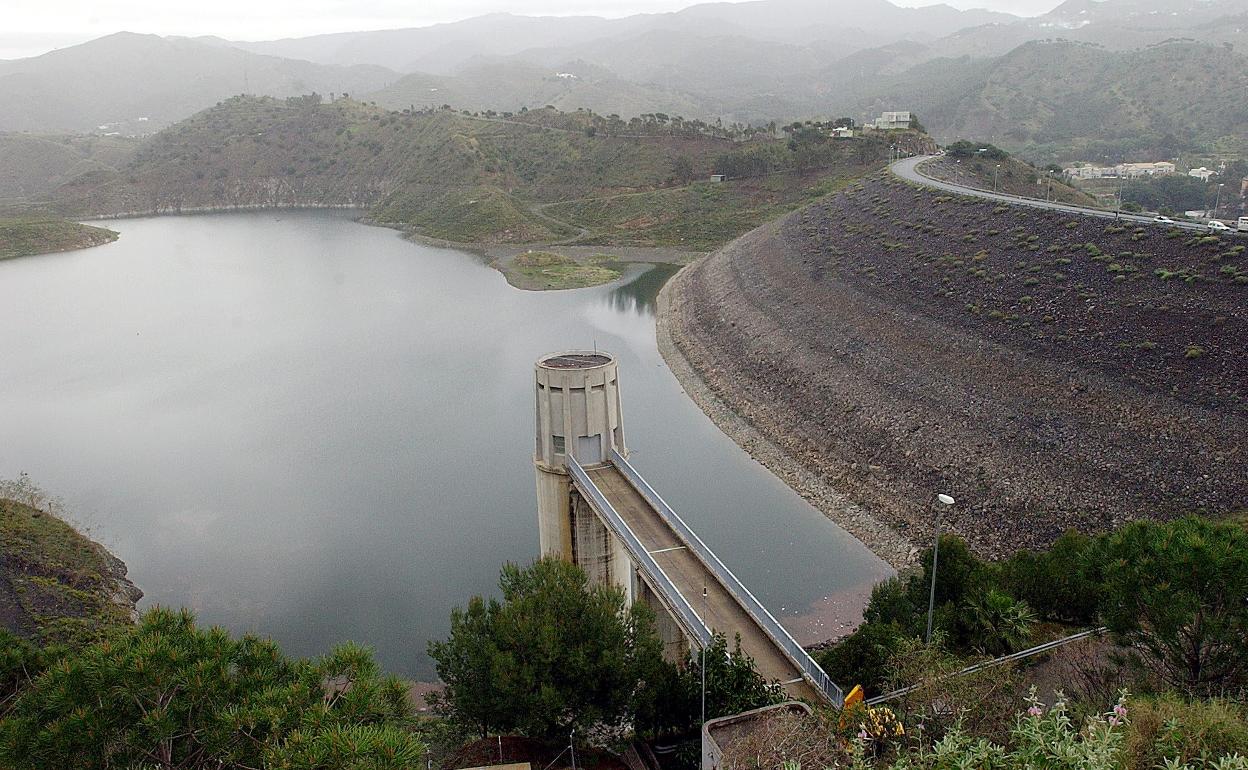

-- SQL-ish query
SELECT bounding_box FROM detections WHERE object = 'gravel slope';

[661,173,1246,559]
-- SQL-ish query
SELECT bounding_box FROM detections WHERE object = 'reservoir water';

[0,211,890,679]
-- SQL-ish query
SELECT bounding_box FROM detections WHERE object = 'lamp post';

[994,164,1001,193]
[701,586,708,728]
[1214,183,1225,219]
[925,493,956,644]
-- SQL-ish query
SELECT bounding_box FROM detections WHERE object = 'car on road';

[1239,216,1248,233]
[1153,215,1175,224]
[1207,220,1233,233]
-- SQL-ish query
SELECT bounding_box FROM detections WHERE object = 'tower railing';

[608,448,844,707]
[567,453,712,648]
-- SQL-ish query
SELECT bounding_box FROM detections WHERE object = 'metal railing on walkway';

[866,627,1107,706]
[609,449,844,707]
[567,454,712,648]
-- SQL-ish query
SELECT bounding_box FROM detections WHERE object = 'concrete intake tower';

[534,351,633,597]
[530,350,844,703]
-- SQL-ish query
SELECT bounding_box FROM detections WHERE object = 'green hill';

[53,95,893,245]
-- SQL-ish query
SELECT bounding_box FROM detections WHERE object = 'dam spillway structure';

[532,350,845,706]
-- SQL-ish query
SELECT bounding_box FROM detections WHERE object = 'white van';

[1239,216,1248,233]
[1208,220,1232,233]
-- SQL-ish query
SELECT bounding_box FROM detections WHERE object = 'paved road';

[891,155,1240,236]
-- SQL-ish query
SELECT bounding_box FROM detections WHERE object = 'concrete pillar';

[638,576,690,664]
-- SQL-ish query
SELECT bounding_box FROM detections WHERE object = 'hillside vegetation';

[852,40,1248,160]
[54,95,892,246]
[0,133,136,200]
[0,217,118,260]
[368,60,714,122]
[920,143,1099,207]
[667,171,1247,560]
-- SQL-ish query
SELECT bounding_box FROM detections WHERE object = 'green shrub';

[996,530,1100,624]
[0,609,421,770]
[816,622,909,697]
[1098,517,1248,695]
[1125,696,1248,770]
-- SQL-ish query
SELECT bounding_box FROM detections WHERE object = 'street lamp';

[1214,183,1225,218]
[701,586,708,728]
[994,164,1001,193]
[925,493,956,644]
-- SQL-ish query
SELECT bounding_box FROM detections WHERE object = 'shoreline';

[83,203,368,221]
[656,264,916,571]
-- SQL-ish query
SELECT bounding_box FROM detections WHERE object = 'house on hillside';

[1064,165,1108,179]
[873,111,912,130]
[1188,167,1214,181]
[1064,161,1176,179]
[1118,161,1176,177]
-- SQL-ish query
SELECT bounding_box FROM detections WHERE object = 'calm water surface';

[0,211,890,678]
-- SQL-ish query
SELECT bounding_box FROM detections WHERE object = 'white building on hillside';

[1188,167,1214,181]
[873,111,912,130]
[1063,161,1177,179]
[1119,161,1175,177]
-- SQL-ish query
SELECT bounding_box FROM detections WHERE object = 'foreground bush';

[0,608,421,770]
[823,517,1248,698]
[429,557,669,740]
[1098,517,1248,696]
[854,691,1248,770]
[1125,695,1248,769]
[430,558,783,742]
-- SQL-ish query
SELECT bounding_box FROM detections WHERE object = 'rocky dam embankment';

[662,172,1247,562]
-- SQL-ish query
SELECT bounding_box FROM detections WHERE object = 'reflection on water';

[0,211,890,679]
[606,262,682,315]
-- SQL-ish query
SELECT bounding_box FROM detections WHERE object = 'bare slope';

[0,494,140,645]
[666,172,1246,558]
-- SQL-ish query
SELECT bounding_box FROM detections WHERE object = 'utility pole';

[701,585,708,729]
[926,494,956,644]
[994,164,1001,193]
[1214,183,1225,218]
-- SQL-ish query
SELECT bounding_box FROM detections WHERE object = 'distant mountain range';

[0,33,396,133]
[1,0,1245,158]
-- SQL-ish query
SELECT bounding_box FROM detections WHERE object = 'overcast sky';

[1,0,1063,60]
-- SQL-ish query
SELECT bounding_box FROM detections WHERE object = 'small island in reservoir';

[0,217,118,260]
